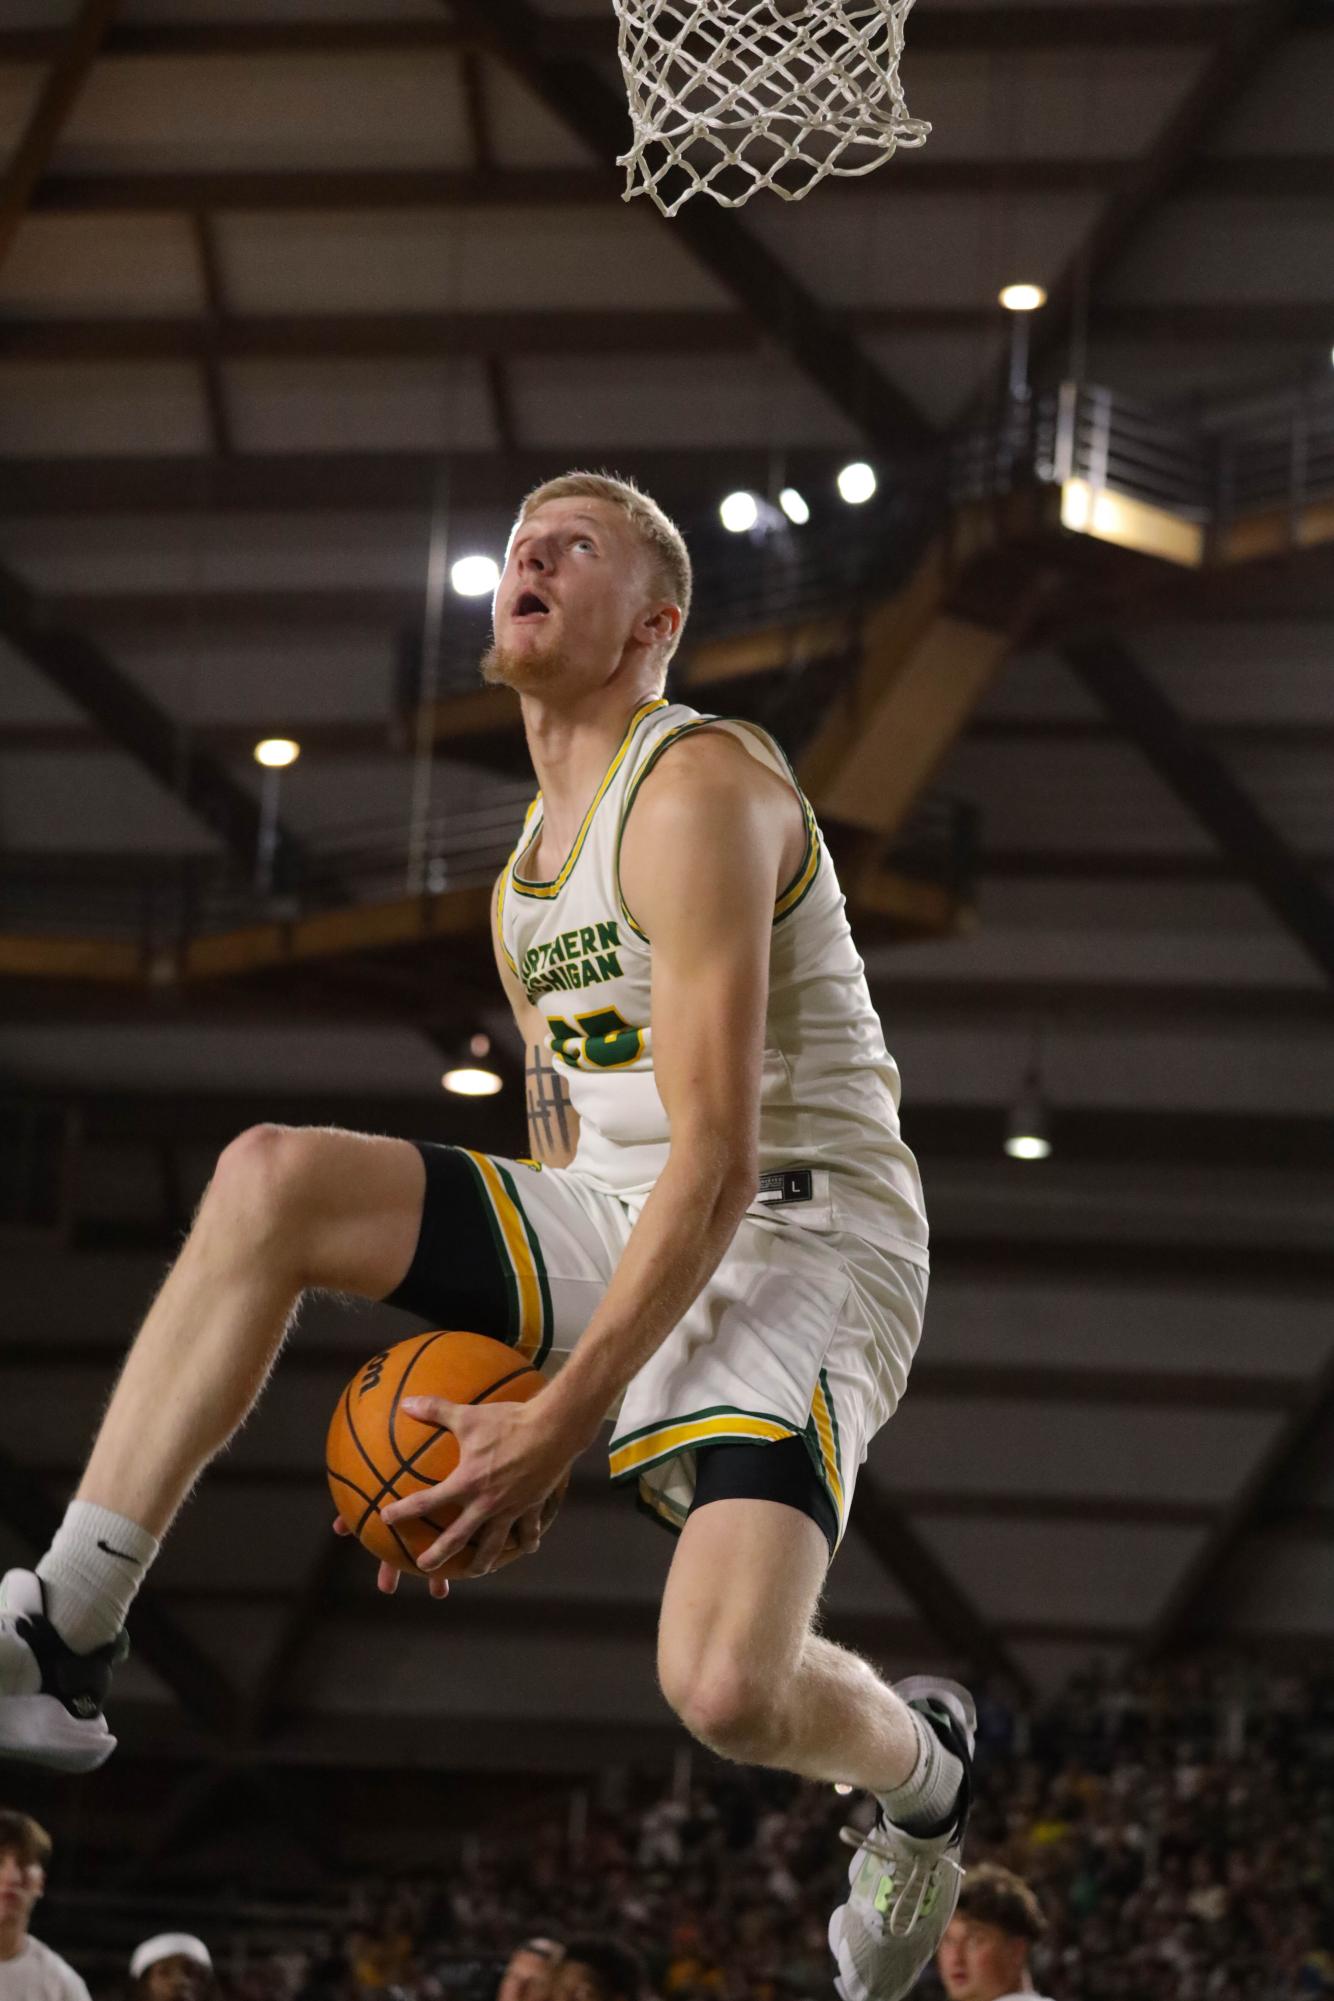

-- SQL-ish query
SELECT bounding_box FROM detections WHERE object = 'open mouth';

[512,591,550,620]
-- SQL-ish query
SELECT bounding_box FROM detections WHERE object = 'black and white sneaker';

[0,1569,126,1772]
[828,1677,976,2001]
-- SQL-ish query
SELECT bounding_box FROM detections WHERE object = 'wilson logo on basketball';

[358,1351,389,1397]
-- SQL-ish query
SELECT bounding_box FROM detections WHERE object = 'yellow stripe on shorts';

[809,1375,846,1524]
[461,1149,545,1365]
[609,1410,794,1481]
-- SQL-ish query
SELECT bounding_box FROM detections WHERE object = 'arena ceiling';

[1,0,1333,1848]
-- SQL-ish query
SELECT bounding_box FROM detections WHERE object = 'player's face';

[0,1848,43,1933]
[936,1916,1028,2001]
[483,498,666,697]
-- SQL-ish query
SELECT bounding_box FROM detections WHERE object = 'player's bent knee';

[659,1650,784,1763]
[205,1123,325,1249]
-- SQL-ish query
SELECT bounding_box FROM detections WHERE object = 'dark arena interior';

[1,4,1333,2001]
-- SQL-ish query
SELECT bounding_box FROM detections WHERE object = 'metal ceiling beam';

[1,301,1327,365]
[1023,0,1305,392]
[1064,635,1334,988]
[0,446,844,516]
[439,0,933,455]
[0,1439,241,1741]
[1141,1340,1334,1660]
[6,7,1287,63]
[33,156,1334,213]
[0,0,120,279]
[0,556,311,884]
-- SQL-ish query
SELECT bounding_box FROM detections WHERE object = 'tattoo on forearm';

[526,1044,573,1162]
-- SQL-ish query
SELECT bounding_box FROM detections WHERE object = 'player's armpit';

[524,1038,579,1168]
[491,869,580,1167]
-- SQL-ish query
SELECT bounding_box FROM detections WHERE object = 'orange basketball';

[326,1330,555,1580]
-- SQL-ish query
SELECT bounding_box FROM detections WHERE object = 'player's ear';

[635,600,682,649]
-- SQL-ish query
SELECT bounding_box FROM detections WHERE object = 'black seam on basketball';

[339,1377,389,1497]
[388,1328,452,1472]
[472,1363,538,1403]
[327,1466,380,1538]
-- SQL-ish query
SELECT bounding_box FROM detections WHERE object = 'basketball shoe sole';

[828,1676,976,2001]
[0,1569,125,1772]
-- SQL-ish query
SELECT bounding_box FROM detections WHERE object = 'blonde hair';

[517,471,692,675]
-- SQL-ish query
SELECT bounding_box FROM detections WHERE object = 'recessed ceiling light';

[837,462,877,505]
[451,554,500,596]
[720,490,760,533]
[253,738,300,768]
[999,283,1047,313]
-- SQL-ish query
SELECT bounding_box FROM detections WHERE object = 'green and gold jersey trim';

[806,1367,846,1532]
[613,715,822,940]
[608,1403,799,1482]
[457,1149,553,1367]
[510,697,668,901]
[495,795,541,974]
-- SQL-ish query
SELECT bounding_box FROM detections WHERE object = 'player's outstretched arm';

[490,869,581,1168]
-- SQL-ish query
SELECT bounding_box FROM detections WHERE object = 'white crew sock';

[876,1703,965,1836]
[35,1501,159,1654]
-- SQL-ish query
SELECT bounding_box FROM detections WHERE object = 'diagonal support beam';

[0,556,311,884]
[438,0,933,453]
[1141,1341,1334,1661]
[0,0,121,279]
[0,1440,241,1741]
[1063,636,1334,988]
[853,1469,1032,1695]
[1018,0,1302,395]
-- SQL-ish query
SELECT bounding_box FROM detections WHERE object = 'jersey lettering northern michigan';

[496,697,929,1270]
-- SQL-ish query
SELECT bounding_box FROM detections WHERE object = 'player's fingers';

[376,1561,399,1595]
[417,1504,491,1572]
[332,1515,353,1537]
[427,1571,450,1600]
[515,1507,544,1558]
[400,1395,464,1430]
[539,1486,563,1532]
[469,1520,516,1576]
[380,1480,462,1525]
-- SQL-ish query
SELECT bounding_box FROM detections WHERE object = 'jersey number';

[549,1006,645,1070]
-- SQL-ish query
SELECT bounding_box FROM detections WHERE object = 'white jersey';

[497,697,929,1269]
[0,1939,92,2001]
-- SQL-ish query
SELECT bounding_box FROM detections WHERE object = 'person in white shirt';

[936,1862,1055,2001]
[0,1810,91,2001]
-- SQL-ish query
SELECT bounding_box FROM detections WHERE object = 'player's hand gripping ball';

[326,1330,565,1580]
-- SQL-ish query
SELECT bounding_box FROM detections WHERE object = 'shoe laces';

[839,1822,963,1938]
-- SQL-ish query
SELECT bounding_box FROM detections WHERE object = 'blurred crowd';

[4,1659,1330,2001]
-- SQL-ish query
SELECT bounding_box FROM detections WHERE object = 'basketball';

[326,1330,557,1579]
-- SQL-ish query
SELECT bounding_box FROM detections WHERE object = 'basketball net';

[613,0,930,217]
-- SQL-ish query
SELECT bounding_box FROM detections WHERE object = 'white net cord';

[613,0,930,217]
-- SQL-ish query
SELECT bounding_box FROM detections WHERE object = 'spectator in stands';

[0,1809,91,2001]
[936,1864,1052,2001]
[497,1941,563,2001]
[130,1936,214,2001]
[555,1940,645,2001]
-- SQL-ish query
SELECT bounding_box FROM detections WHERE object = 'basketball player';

[936,1864,1052,2001]
[0,473,972,2001]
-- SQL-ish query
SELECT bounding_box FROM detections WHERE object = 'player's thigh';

[383,1143,627,1366]
[657,1494,829,1708]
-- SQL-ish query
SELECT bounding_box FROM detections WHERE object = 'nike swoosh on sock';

[96,1539,142,1566]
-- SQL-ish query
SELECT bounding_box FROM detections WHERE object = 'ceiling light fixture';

[253,738,300,769]
[451,555,500,596]
[779,487,811,525]
[1004,1066,1052,1161]
[442,1031,503,1098]
[837,462,877,505]
[998,282,1047,313]
[720,490,760,534]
